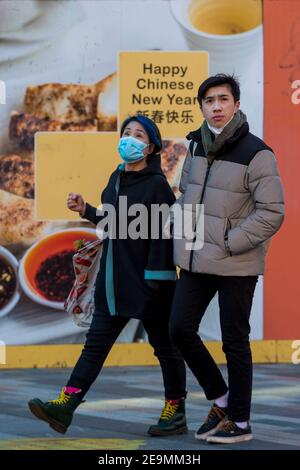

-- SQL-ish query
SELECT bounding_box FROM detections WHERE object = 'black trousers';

[67,310,186,400]
[169,270,258,422]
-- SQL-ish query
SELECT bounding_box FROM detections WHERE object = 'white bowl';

[170,0,262,71]
[0,246,21,317]
[19,227,97,310]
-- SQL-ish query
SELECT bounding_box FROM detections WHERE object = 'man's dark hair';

[197,74,240,106]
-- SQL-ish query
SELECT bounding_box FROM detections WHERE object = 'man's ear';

[235,100,241,111]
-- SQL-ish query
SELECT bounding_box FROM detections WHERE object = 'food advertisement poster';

[0,0,297,347]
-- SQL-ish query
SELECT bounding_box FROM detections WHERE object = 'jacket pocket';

[224,218,232,256]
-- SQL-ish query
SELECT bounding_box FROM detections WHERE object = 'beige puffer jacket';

[173,123,285,276]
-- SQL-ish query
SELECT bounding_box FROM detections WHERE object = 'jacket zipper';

[112,171,122,314]
[188,161,213,271]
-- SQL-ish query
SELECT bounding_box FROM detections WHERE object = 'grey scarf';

[201,110,247,162]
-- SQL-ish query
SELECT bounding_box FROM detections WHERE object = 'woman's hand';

[145,280,160,290]
[67,192,86,216]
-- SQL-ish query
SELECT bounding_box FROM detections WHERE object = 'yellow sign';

[119,51,208,138]
[35,132,120,220]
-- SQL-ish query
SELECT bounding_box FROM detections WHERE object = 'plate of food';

[0,246,21,317]
[0,66,117,248]
[160,139,188,197]
[19,227,98,310]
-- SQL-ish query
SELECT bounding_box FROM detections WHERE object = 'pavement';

[0,364,300,450]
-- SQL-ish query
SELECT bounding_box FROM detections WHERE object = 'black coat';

[82,155,176,320]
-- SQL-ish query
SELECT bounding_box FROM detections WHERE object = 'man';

[169,74,284,444]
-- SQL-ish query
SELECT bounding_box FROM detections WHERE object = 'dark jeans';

[67,310,186,400]
[169,270,258,422]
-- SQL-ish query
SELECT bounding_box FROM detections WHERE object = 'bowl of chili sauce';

[0,247,21,317]
[19,228,97,309]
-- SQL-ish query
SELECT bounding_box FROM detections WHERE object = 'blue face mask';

[118,136,149,163]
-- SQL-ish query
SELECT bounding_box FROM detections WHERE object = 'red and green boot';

[28,387,82,434]
[148,398,188,436]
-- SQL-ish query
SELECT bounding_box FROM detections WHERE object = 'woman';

[28,115,187,437]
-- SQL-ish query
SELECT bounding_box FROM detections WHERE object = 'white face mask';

[207,113,235,135]
[118,136,148,163]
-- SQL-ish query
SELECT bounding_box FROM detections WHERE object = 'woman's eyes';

[123,131,145,140]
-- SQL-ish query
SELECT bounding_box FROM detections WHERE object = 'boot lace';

[160,400,179,421]
[205,405,226,423]
[221,420,236,432]
[49,388,70,406]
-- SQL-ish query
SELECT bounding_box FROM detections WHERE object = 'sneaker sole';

[194,418,227,441]
[148,425,188,437]
[28,401,68,434]
[207,433,253,444]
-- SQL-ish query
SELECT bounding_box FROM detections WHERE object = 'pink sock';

[166,397,184,405]
[65,386,82,395]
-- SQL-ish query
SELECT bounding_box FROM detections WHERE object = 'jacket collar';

[117,154,166,186]
[187,121,249,155]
